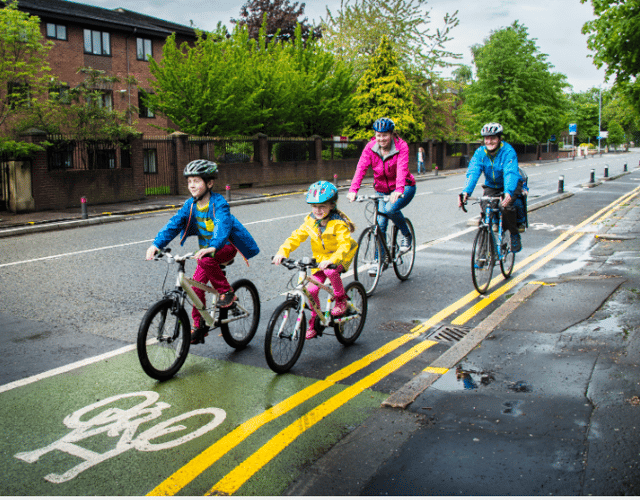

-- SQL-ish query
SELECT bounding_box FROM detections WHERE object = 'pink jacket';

[349,136,415,195]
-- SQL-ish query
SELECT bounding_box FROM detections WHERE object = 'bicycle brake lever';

[459,193,468,213]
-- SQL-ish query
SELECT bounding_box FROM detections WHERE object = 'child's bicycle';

[137,248,260,381]
[264,257,368,373]
[459,194,516,294]
[353,194,416,296]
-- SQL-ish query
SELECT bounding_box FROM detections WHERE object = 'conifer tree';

[344,36,423,142]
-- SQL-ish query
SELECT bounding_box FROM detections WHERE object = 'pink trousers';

[307,265,345,324]
[191,243,237,328]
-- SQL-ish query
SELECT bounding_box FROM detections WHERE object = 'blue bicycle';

[460,195,515,294]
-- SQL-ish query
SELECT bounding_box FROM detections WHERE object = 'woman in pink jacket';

[347,117,416,265]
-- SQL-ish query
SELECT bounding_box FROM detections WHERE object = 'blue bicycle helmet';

[306,181,338,204]
[373,117,395,133]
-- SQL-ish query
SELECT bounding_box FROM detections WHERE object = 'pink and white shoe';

[331,296,348,316]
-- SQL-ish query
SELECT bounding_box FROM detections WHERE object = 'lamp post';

[598,87,602,152]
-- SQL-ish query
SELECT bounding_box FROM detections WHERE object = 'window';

[49,85,71,104]
[144,149,158,173]
[136,38,153,61]
[87,91,113,111]
[95,149,116,169]
[46,23,67,40]
[84,29,111,56]
[138,90,155,118]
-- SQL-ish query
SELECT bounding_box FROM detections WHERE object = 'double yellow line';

[149,185,640,496]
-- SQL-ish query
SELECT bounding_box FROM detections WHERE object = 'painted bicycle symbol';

[14,391,226,484]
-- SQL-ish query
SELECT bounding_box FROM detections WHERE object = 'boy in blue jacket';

[146,159,260,343]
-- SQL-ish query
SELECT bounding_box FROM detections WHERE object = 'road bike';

[137,248,260,381]
[352,194,416,296]
[460,195,515,294]
[264,257,368,373]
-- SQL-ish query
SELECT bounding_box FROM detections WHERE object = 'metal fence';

[0,153,10,211]
[188,136,256,164]
[46,135,131,171]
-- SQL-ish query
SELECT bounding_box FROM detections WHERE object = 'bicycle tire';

[354,226,383,296]
[333,281,368,345]
[471,227,495,294]
[264,299,306,373]
[220,279,260,349]
[392,218,416,280]
[500,229,516,278]
[137,298,190,381]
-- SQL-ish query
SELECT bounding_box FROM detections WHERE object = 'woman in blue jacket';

[458,123,525,252]
[145,160,259,343]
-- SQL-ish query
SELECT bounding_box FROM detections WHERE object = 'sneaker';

[218,291,237,308]
[399,236,412,254]
[331,296,348,316]
[518,224,526,233]
[306,318,317,339]
[190,326,209,344]
[511,233,522,253]
[492,224,499,232]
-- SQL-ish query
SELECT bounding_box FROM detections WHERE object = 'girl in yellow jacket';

[273,181,357,339]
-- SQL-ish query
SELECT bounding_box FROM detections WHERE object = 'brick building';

[13,0,197,136]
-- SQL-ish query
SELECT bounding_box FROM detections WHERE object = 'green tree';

[567,89,600,144]
[606,120,625,148]
[463,21,569,143]
[344,36,423,141]
[581,0,640,110]
[147,24,354,137]
[602,88,640,143]
[321,0,460,76]
[0,1,52,134]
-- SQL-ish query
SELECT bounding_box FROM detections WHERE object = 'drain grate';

[425,324,471,344]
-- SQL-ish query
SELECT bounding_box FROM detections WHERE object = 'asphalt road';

[0,153,638,495]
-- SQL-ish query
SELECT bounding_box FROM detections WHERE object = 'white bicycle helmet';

[183,159,218,180]
[481,122,504,137]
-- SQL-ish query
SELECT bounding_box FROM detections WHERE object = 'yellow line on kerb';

[206,341,438,496]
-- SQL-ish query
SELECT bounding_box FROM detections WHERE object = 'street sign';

[599,130,608,139]
[569,124,577,136]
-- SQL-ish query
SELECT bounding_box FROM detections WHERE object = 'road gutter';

[382,281,544,409]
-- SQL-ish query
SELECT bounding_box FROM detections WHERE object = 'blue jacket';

[152,192,260,260]
[463,141,521,196]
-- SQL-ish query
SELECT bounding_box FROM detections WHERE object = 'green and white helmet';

[184,159,218,180]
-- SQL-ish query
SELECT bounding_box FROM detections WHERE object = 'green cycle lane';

[1,349,387,496]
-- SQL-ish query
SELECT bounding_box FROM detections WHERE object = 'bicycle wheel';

[471,228,495,294]
[264,299,306,373]
[334,281,368,345]
[137,298,190,381]
[220,279,260,349]
[500,229,516,278]
[354,227,383,296]
[392,218,416,280]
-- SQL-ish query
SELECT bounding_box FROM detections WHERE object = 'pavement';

[286,176,640,496]
[3,161,640,495]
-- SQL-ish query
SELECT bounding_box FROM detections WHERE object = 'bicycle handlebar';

[355,194,391,203]
[272,256,337,271]
[154,248,195,262]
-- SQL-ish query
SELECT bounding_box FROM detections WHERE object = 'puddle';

[502,400,524,416]
[431,364,496,392]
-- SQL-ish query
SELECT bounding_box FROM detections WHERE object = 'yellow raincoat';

[277,213,358,271]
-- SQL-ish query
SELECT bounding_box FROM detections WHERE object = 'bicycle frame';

[162,252,250,329]
[476,196,506,261]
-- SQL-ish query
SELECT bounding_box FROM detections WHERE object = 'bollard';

[624,163,628,172]
[226,185,231,201]
[590,169,595,184]
[604,165,609,178]
[558,175,564,193]
[333,173,338,186]
[81,196,88,219]
[434,165,438,176]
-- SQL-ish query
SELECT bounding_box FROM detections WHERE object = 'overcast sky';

[80,0,607,93]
